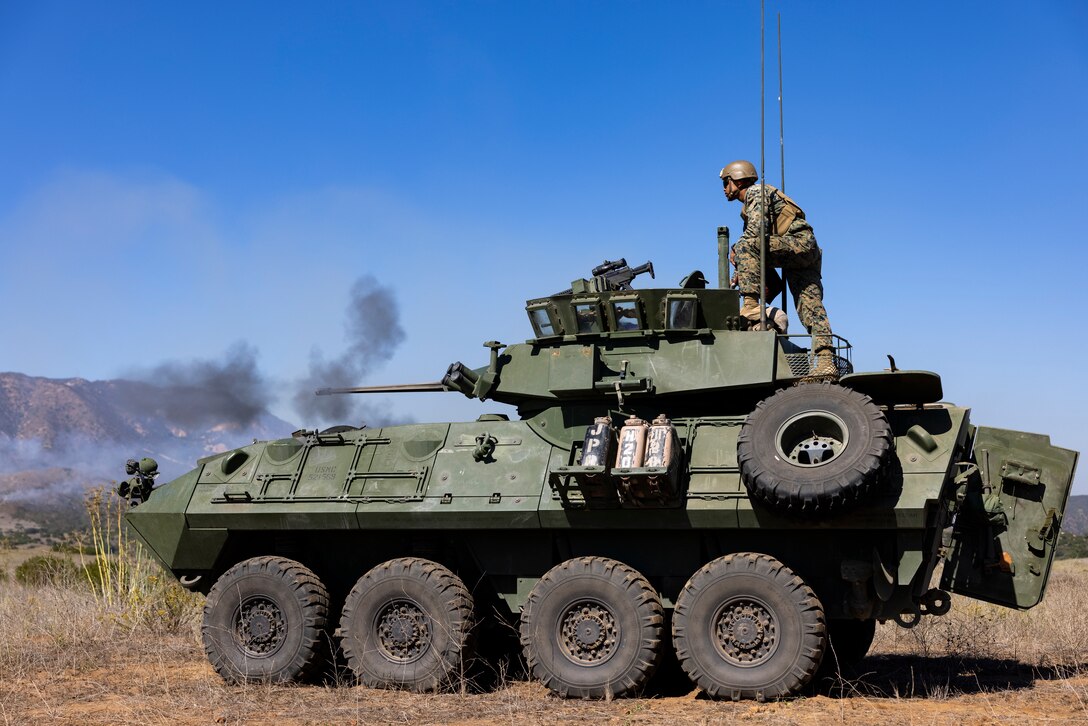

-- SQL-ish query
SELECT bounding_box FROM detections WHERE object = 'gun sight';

[591,258,627,276]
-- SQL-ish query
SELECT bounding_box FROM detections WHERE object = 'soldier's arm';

[740,185,767,243]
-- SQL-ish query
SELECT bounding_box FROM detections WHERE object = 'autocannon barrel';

[315,382,448,396]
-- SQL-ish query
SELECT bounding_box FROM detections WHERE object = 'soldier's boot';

[808,349,839,381]
[739,295,766,331]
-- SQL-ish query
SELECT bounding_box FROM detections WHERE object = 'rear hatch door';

[941,426,1078,609]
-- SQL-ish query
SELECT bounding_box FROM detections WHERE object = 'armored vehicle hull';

[123,268,1078,700]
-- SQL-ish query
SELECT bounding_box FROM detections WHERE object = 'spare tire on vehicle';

[738,383,892,516]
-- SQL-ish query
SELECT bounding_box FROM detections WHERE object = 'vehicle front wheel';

[520,556,664,699]
[202,556,330,684]
[672,553,825,700]
[338,557,474,692]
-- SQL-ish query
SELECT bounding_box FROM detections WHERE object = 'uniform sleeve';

[740,184,768,243]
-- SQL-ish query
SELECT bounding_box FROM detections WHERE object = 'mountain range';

[0,371,296,539]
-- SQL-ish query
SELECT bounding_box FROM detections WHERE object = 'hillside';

[0,372,296,540]
[1061,495,1088,535]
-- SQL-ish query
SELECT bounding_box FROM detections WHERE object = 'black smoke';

[118,276,408,428]
[292,275,407,425]
[0,276,409,516]
[124,342,269,428]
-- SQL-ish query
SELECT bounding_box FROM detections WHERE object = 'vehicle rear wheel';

[520,556,664,699]
[338,557,474,692]
[672,553,825,700]
[738,383,892,515]
[202,556,330,684]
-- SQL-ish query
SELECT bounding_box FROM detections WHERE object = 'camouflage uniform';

[734,183,833,353]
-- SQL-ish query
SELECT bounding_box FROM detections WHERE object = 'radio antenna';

[778,13,785,192]
[758,0,767,331]
[777,12,789,312]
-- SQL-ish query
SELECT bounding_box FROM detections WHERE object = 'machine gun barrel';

[316,382,449,396]
[552,256,656,295]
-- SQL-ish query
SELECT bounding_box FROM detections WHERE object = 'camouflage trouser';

[734,231,833,353]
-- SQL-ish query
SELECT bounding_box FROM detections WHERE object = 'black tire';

[520,556,664,699]
[823,618,876,671]
[738,382,892,515]
[202,556,330,684]
[672,553,826,700]
[338,557,474,692]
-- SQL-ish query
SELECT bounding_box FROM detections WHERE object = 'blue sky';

[1,2,1086,490]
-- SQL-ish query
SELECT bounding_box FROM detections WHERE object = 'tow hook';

[894,588,952,628]
[920,588,952,616]
[893,606,922,629]
[179,575,203,591]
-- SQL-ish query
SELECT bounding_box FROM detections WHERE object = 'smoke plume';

[123,342,269,428]
[0,277,408,519]
[293,275,406,425]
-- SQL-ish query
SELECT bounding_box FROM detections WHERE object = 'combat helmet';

[719,160,758,182]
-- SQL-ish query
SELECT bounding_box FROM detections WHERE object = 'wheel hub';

[560,601,618,664]
[376,600,430,663]
[715,600,777,665]
[235,596,286,657]
[775,410,849,468]
[788,434,839,465]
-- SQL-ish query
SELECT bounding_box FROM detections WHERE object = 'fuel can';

[580,416,614,467]
[615,416,649,468]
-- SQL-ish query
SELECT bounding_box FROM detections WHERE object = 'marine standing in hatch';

[720,160,836,377]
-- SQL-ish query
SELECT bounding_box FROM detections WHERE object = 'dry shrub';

[78,486,202,634]
[0,582,121,676]
[0,576,208,726]
[0,489,204,723]
[872,563,1088,673]
[14,554,80,587]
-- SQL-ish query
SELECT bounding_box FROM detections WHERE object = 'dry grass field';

[2,543,1088,725]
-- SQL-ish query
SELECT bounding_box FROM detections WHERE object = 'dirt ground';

[3,555,1088,725]
[6,648,1088,725]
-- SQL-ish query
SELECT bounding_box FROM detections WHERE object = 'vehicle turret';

[323,256,858,419]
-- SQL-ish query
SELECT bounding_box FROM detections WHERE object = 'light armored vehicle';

[121,245,1078,701]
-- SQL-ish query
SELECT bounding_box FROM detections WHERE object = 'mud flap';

[941,427,1078,609]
